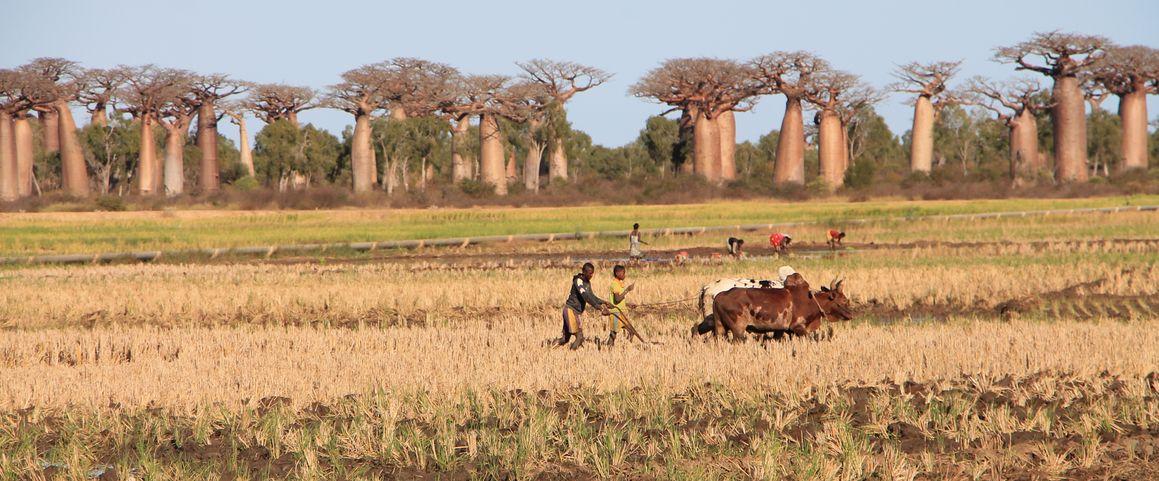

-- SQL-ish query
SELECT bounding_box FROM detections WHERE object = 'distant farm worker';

[558,262,610,349]
[628,223,648,261]
[827,229,846,250]
[769,232,793,254]
[726,237,745,258]
[606,264,635,347]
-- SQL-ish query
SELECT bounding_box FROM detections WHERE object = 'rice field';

[0,203,1156,480]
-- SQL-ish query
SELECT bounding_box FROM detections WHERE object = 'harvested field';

[0,203,1156,480]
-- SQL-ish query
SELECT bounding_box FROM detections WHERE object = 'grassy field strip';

[3,196,1156,256]
[2,204,1154,265]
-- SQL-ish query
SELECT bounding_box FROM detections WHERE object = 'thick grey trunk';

[350,113,373,193]
[909,96,935,173]
[0,114,16,201]
[197,102,220,192]
[450,118,471,183]
[692,110,719,182]
[39,110,59,154]
[137,117,159,195]
[1118,89,1148,172]
[56,102,89,196]
[717,110,736,181]
[479,113,506,195]
[1051,76,1088,182]
[14,117,34,196]
[163,128,186,196]
[817,110,844,189]
[773,97,805,186]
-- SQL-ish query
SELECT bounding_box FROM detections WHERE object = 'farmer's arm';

[613,283,635,305]
[581,282,608,308]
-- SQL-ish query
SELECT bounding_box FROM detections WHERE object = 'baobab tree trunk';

[451,118,471,183]
[478,113,506,195]
[56,102,89,197]
[1051,76,1088,182]
[162,128,186,196]
[717,110,737,182]
[90,104,108,128]
[235,117,254,177]
[39,110,60,154]
[0,115,16,201]
[692,111,720,182]
[350,113,373,193]
[548,140,567,183]
[524,143,544,193]
[14,117,34,196]
[137,117,159,195]
[909,96,935,173]
[197,103,221,192]
[773,97,806,186]
[1010,110,1039,181]
[1117,89,1149,172]
[369,147,377,186]
[506,149,517,182]
[817,110,844,189]
[287,112,299,128]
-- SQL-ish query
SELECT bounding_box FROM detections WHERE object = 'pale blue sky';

[5,0,1157,146]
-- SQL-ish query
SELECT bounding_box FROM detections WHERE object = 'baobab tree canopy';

[247,84,316,126]
[516,59,610,182]
[630,58,760,182]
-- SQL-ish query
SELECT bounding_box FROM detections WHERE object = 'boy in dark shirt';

[559,262,610,349]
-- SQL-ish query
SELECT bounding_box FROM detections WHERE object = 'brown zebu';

[710,275,852,341]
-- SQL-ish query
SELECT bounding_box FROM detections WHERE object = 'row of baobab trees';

[0,31,1156,202]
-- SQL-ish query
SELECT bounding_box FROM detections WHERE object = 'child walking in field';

[606,265,635,347]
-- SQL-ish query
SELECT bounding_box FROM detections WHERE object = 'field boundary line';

[3,204,1155,265]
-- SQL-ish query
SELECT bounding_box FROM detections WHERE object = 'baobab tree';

[78,68,127,128]
[494,80,553,191]
[154,71,199,196]
[890,60,963,173]
[247,84,316,127]
[836,85,885,173]
[966,77,1050,182]
[119,65,189,195]
[24,58,89,196]
[751,51,829,186]
[631,58,759,183]
[219,101,254,177]
[802,69,863,188]
[436,74,508,183]
[0,69,26,201]
[516,59,611,183]
[376,58,458,193]
[326,63,395,192]
[1091,45,1159,172]
[191,74,247,192]
[0,69,47,199]
[995,31,1108,182]
[475,78,512,195]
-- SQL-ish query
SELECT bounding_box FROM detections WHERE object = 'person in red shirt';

[768,233,792,254]
[827,229,846,250]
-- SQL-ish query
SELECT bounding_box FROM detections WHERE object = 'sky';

[4,0,1157,147]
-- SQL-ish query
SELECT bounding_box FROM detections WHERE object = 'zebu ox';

[710,276,853,341]
[692,266,798,336]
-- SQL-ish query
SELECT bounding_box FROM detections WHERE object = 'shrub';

[94,195,127,212]
[458,179,495,198]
